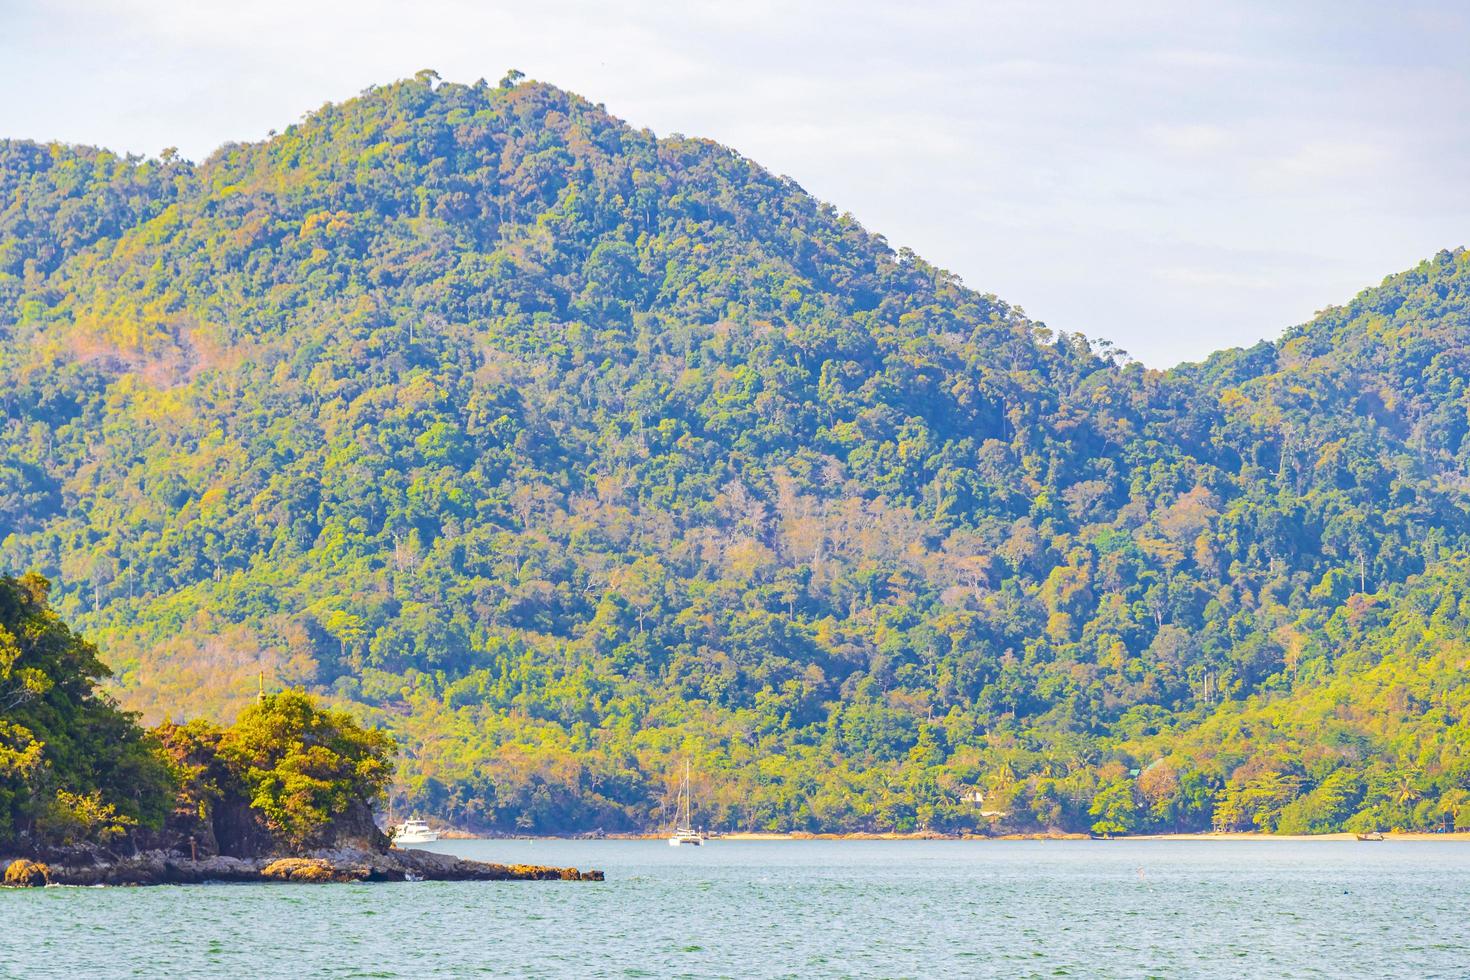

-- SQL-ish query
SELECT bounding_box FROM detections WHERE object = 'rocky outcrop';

[3,859,51,887]
[260,857,366,883]
[344,846,605,882]
[3,847,603,886]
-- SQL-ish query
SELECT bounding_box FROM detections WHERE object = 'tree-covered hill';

[3,71,1469,835]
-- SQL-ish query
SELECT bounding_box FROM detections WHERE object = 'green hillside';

[3,71,1469,834]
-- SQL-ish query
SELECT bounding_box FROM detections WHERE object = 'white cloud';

[1255,139,1395,186]
[1146,123,1234,155]
[1153,266,1281,290]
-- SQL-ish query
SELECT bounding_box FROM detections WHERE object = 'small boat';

[393,817,440,844]
[1355,831,1386,842]
[668,759,704,847]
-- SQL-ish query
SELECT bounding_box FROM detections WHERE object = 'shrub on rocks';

[261,857,365,883]
[4,859,51,887]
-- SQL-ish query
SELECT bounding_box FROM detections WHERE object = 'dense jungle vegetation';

[0,574,390,856]
[4,71,1470,837]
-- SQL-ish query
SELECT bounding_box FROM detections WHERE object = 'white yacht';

[393,817,440,844]
[668,759,705,846]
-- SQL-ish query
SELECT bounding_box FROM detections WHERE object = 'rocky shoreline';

[2,846,603,886]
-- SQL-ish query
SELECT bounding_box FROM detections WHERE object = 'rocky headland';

[3,845,602,886]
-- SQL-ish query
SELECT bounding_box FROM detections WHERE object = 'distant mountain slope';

[2,72,1468,834]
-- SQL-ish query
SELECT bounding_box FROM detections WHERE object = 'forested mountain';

[4,71,1470,835]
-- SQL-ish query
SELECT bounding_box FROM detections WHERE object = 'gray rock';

[32,846,603,885]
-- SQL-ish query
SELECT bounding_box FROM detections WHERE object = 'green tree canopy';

[2,74,1470,836]
[0,573,171,851]
[221,691,394,850]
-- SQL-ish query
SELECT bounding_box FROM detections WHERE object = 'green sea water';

[3,839,1467,978]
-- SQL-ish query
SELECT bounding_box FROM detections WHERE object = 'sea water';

[3,839,1467,978]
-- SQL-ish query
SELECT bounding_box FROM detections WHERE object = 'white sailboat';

[668,758,704,846]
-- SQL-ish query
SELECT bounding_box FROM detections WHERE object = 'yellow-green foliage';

[0,574,171,851]
[3,75,1470,835]
[260,857,359,883]
[36,789,138,846]
[221,691,393,850]
[3,859,50,887]
[0,572,393,854]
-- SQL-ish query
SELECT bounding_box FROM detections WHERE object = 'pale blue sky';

[3,0,1468,366]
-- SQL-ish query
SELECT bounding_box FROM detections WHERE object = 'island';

[0,574,600,886]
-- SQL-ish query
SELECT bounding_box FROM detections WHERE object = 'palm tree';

[1438,789,1470,832]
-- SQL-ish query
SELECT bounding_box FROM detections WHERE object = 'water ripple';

[4,839,1470,977]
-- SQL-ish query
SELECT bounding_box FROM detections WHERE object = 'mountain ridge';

[4,72,1470,835]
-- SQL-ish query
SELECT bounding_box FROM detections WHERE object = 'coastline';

[719,830,1470,842]
[2,846,604,887]
[440,829,1470,843]
[1126,831,1470,842]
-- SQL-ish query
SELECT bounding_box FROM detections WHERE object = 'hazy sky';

[3,0,1468,366]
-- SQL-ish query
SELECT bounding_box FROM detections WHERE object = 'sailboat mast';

[666,757,705,844]
[683,758,691,828]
